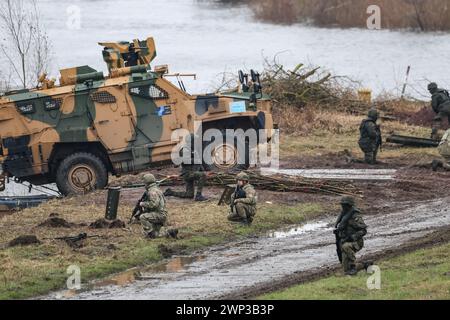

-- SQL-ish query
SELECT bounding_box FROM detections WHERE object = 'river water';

[34,0,450,97]
[2,0,450,196]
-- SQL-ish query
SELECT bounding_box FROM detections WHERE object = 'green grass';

[0,201,324,299]
[259,243,450,300]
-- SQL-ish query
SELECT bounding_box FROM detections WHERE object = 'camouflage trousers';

[171,171,206,198]
[432,113,450,140]
[341,240,363,272]
[227,203,256,224]
[140,212,167,237]
[359,142,378,164]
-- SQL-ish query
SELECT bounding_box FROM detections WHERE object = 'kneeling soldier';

[139,174,168,239]
[227,172,257,225]
[164,134,208,201]
[334,196,368,276]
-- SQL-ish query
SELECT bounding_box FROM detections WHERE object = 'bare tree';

[0,0,52,89]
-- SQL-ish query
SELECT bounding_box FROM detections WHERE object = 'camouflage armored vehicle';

[0,37,274,195]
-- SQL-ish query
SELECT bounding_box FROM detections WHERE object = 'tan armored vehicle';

[0,37,274,195]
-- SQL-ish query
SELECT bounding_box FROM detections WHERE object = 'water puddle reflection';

[269,222,330,239]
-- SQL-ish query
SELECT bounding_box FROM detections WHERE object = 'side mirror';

[239,70,249,92]
[238,70,245,84]
[251,69,262,94]
[250,69,258,82]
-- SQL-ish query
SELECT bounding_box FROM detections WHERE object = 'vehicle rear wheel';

[56,152,108,195]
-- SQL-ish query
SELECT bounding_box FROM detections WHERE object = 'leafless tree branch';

[0,0,52,89]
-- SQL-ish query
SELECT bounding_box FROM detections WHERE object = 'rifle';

[333,230,343,263]
[129,191,149,223]
[376,125,383,152]
[44,233,102,243]
[230,185,247,212]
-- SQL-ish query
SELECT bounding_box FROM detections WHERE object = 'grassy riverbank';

[217,0,450,31]
[260,242,450,300]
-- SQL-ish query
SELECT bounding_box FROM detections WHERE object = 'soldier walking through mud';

[334,196,368,276]
[164,134,208,202]
[133,174,169,239]
[428,82,450,140]
[359,109,382,164]
[227,172,257,225]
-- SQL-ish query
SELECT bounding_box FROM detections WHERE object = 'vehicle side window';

[16,101,36,114]
[43,97,63,111]
[129,84,168,100]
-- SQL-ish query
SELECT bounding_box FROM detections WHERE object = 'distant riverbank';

[216,0,450,31]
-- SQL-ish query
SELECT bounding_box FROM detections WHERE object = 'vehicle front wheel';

[56,152,108,195]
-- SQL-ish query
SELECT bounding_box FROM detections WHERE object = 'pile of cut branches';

[260,58,368,113]
[206,171,361,197]
[118,171,360,197]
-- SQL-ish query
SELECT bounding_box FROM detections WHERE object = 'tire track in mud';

[46,198,450,300]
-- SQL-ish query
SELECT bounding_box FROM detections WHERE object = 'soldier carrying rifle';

[131,174,177,239]
[334,197,369,276]
[227,172,257,225]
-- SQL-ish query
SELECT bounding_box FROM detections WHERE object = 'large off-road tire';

[205,131,250,172]
[56,152,108,195]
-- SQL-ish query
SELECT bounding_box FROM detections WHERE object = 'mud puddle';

[269,221,331,238]
[45,197,450,300]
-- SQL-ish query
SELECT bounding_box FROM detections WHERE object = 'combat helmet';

[428,82,438,92]
[236,172,250,182]
[143,173,156,186]
[340,196,355,206]
[368,109,379,121]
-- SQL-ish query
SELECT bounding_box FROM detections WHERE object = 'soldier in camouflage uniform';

[227,172,257,225]
[139,174,168,239]
[428,82,450,140]
[164,134,208,201]
[359,109,382,164]
[334,196,368,276]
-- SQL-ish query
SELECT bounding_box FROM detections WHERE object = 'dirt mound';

[395,106,449,127]
[8,235,41,247]
[89,218,126,229]
[38,215,74,228]
[158,243,186,258]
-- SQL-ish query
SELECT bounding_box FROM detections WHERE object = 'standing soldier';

[227,172,257,225]
[428,82,450,140]
[164,134,208,201]
[139,174,168,239]
[333,196,368,276]
[359,109,382,164]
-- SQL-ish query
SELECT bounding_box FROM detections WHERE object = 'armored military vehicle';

[0,37,274,195]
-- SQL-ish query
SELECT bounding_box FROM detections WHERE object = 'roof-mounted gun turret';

[99,37,157,74]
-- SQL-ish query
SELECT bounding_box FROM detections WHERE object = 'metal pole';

[401,66,411,99]
[105,187,121,220]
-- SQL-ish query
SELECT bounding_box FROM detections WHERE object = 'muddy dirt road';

[46,197,450,300]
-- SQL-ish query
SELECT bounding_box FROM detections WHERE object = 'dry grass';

[279,110,440,164]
